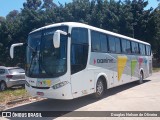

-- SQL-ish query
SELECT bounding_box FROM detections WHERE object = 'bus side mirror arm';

[53,30,67,48]
[10,43,24,59]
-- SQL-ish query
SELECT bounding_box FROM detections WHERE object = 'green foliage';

[0,0,160,67]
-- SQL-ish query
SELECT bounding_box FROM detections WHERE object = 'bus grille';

[31,86,50,89]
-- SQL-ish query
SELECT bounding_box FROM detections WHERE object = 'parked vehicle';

[0,66,25,91]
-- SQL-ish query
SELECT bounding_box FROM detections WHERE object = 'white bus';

[10,22,152,99]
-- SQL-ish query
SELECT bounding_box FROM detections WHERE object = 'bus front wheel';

[94,78,104,98]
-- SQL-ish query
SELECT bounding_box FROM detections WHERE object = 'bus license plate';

[37,92,44,96]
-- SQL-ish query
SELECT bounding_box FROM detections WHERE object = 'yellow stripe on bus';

[117,56,128,81]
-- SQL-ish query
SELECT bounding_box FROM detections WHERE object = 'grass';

[0,87,30,105]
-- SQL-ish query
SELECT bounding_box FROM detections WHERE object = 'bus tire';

[94,78,105,98]
[138,71,144,84]
[0,81,7,91]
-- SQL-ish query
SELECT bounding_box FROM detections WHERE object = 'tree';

[0,16,5,25]
[41,0,57,10]
[129,0,152,42]
[23,0,42,10]
[6,10,19,21]
[1,0,160,66]
[158,0,160,9]
[150,9,160,58]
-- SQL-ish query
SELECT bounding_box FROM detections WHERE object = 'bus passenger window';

[132,42,139,54]
[126,40,131,54]
[115,37,121,53]
[139,44,146,55]
[100,34,108,52]
[108,36,116,53]
[146,45,151,56]
[121,39,127,53]
[91,31,100,52]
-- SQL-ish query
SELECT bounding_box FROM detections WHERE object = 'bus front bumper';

[25,83,73,100]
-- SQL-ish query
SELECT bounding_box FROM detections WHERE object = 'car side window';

[0,69,5,74]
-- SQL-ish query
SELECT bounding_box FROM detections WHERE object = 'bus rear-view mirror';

[53,30,67,48]
[10,43,24,59]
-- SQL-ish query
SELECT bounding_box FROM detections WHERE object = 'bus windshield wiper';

[24,43,36,53]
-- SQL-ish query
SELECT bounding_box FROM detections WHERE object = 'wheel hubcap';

[140,73,143,83]
[97,81,103,95]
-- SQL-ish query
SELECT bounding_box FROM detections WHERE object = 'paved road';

[1,72,160,120]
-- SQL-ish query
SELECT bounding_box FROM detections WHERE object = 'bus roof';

[30,22,150,45]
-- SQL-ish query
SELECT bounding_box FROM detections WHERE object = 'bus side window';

[132,42,139,54]
[146,45,151,56]
[135,42,139,54]
[149,46,151,56]
[126,40,131,54]
[100,33,108,52]
[122,39,131,54]
[122,39,127,53]
[139,44,146,55]
[91,31,108,53]
[108,36,116,53]
[91,31,100,52]
[131,42,135,54]
[115,37,121,53]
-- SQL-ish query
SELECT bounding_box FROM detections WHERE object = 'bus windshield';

[26,26,68,78]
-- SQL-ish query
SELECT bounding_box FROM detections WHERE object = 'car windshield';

[9,68,25,74]
[26,26,68,78]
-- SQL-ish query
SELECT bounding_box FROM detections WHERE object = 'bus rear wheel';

[94,78,104,98]
[138,71,144,84]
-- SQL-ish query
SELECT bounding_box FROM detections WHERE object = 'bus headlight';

[52,81,69,89]
[25,81,31,87]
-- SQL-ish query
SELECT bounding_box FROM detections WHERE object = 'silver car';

[0,66,25,91]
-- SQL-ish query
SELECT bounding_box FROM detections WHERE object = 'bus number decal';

[37,79,51,87]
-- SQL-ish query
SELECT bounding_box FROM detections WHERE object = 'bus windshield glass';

[26,26,68,78]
